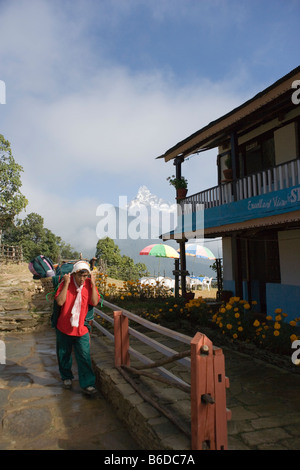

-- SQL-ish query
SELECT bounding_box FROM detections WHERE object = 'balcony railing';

[181,158,300,213]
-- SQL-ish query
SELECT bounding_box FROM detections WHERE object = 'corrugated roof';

[157,66,300,162]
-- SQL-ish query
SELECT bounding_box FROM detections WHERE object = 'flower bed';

[95,273,300,360]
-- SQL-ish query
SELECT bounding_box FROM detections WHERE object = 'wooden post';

[113,311,130,367]
[213,348,231,450]
[190,332,230,450]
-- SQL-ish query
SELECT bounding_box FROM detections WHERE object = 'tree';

[0,134,28,231]
[3,212,80,262]
[95,237,149,280]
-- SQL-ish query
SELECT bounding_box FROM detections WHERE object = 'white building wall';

[278,229,300,286]
[222,237,233,281]
[274,122,299,164]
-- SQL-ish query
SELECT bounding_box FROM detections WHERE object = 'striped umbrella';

[182,243,216,260]
[140,244,179,258]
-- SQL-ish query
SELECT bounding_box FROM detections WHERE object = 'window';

[239,132,275,178]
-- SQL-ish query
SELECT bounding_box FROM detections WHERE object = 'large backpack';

[28,255,55,279]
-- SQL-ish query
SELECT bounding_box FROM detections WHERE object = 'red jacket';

[55,276,100,336]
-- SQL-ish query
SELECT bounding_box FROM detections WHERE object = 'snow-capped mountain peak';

[127,185,173,211]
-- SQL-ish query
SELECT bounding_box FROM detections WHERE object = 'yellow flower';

[238,326,243,332]
[274,322,281,330]
[253,320,260,327]
[275,315,282,321]
[251,300,257,305]
[274,330,280,336]
[219,307,226,314]
[226,304,232,310]
[120,296,124,300]
[234,312,240,318]
[226,324,232,330]
[244,303,251,310]
[290,334,298,342]
[290,321,297,327]
[275,308,282,314]
[266,316,273,321]
[233,333,238,339]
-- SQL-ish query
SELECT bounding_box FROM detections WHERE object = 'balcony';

[180,158,300,214]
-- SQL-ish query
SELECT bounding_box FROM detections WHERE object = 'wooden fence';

[0,245,23,263]
[92,299,231,450]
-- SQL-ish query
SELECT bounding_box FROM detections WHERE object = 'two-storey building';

[159,66,300,321]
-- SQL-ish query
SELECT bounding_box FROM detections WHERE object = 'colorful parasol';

[181,243,216,260]
[140,244,179,258]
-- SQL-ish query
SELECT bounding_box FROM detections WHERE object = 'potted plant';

[167,175,188,199]
[223,154,232,181]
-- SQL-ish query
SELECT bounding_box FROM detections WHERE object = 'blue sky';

[0,0,299,254]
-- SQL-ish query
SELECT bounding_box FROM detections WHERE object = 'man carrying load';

[55,261,100,395]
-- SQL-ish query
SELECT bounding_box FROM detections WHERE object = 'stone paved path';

[0,329,140,450]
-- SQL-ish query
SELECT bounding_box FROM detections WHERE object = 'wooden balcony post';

[113,311,130,367]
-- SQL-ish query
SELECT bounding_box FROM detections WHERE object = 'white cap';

[71,261,91,274]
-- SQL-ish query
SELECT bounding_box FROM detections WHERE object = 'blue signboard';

[168,184,300,237]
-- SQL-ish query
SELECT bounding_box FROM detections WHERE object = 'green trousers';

[56,329,95,389]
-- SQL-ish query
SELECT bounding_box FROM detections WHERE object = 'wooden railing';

[0,245,23,263]
[92,299,231,450]
[181,158,300,212]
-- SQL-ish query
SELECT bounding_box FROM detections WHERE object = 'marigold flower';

[244,303,251,310]
[226,324,232,330]
[290,321,297,327]
[290,334,298,342]
[266,316,273,321]
[233,333,238,339]
[226,304,232,310]
[275,308,282,314]
[238,326,243,332]
[274,322,281,329]
[274,330,280,336]
[220,308,226,314]
[253,319,260,327]
[275,315,282,321]
[234,313,240,318]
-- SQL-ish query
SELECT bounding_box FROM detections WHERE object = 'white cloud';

[0,0,259,251]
